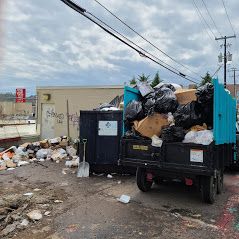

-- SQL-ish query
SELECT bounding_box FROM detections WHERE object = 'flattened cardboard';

[175,89,196,104]
[134,113,169,138]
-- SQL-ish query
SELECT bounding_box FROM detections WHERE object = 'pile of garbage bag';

[124,82,214,146]
[0,136,80,171]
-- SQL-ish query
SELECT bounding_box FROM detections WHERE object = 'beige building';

[36,86,124,139]
[0,102,33,116]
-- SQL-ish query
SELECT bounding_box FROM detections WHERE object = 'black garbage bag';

[137,81,154,97]
[196,83,214,104]
[201,101,213,128]
[142,92,156,115]
[161,126,185,142]
[154,87,178,113]
[195,83,214,127]
[124,100,145,122]
[173,101,203,129]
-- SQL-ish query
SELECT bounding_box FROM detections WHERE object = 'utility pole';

[228,67,239,97]
[215,35,236,88]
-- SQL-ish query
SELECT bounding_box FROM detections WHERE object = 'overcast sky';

[0,0,238,95]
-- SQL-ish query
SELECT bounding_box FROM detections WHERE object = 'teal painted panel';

[124,86,141,108]
[213,79,236,145]
[123,86,141,133]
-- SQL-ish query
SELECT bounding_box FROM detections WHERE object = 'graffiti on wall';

[45,109,79,130]
[46,109,64,124]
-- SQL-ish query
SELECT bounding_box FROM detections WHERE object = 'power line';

[212,65,222,77]
[221,0,236,36]
[93,0,200,78]
[86,11,198,82]
[192,0,216,40]
[201,0,222,37]
[60,0,200,84]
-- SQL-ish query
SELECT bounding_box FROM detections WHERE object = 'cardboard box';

[133,113,169,138]
[175,89,196,104]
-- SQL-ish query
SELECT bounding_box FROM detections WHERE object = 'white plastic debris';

[29,158,37,163]
[33,142,40,146]
[60,182,69,187]
[183,130,213,145]
[15,147,28,157]
[167,112,175,126]
[2,153,10,161]
[100,107,119,111]
[7,168,15,171]
[107,174,113,179]
[66,146,77,157]
[51,148,67,161]
[48,137,60,144]
[38,158,45,162]
[33,188,41,192]
[62,169,67,175]
[44,211,51,216]
[65,157,79,167]
[27,210,42,221]
[23,192,33,196]
[151,135,163,147]
[17,161,30,167]
[117,194,131,204]
[20,219,29,227]
[54,200,63,203]
[36,149,52,159]
[154,82,182,90]
[12,154,21,162]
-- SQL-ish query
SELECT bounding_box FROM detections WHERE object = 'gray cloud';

[0,0,238,95]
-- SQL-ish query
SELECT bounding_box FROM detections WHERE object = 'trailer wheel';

[136,167,152,192]
[201,176,217,204]
[217,171,223,194]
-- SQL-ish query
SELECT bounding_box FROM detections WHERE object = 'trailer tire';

[201,176,217,204]
[136,167,152,192]
[217,171,223,194]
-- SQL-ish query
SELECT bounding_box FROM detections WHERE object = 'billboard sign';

[16,88,26,103]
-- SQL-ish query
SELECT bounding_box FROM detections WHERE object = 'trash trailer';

[120,79,237,203]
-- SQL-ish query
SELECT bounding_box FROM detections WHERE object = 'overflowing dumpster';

[120,79,237,203]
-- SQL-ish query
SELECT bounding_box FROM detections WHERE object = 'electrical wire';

[212,65,222,77]
[86,11,198,82]
[221,0,236,36]
[201,0,222,37]
[192,0,216,40]
[93,0,200,78]
[60,0,200,84]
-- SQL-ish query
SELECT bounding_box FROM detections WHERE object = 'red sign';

[16,88,26,103]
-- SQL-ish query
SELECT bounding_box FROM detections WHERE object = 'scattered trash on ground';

[27,210,43,221]
[23,192,34,196]
[0,136,81,173]
[117,194,131,204]
[54,200,63,203]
